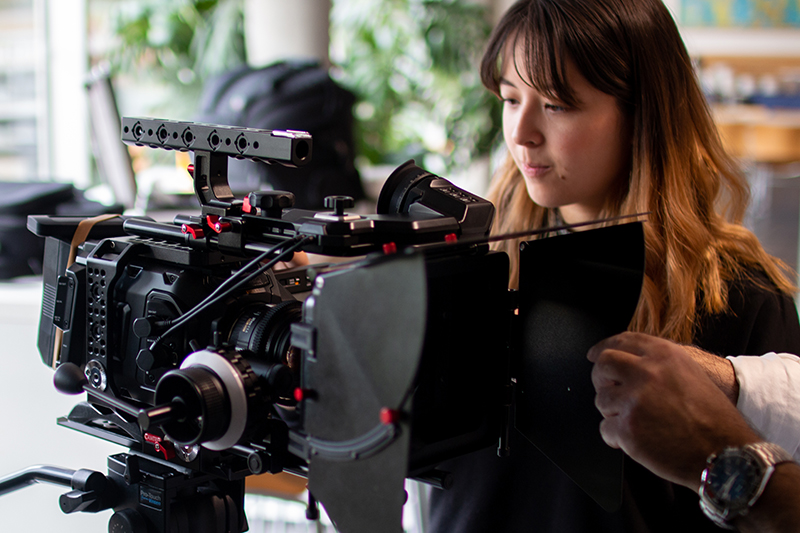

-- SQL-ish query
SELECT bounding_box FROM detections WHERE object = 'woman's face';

[500,47,632,225]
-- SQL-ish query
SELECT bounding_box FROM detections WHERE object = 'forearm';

[734,461,800,533]
[683,345,739,404]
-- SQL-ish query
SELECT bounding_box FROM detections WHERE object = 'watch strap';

[749,442,794,469]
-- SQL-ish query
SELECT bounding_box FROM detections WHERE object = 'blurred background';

[0,0,799,532]
[2,0,800,214]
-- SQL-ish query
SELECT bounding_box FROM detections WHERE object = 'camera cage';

[5,118,645,533]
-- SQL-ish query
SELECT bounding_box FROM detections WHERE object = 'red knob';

[206,215,232,233]
[181,223,205,239]
[294,388,316,402]
[380,407,401,425]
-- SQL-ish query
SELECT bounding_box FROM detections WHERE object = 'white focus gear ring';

[180,349,249,451]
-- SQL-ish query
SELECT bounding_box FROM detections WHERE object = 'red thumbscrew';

[380,407,401,425]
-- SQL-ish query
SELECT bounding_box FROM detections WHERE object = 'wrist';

[733,461,800,533]
[687,428,760,492]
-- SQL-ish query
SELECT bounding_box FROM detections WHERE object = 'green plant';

[330,0,501,174]
[105,0,246,119]
[103,0,501,175]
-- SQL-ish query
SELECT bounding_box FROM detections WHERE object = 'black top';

[428,271,800,532]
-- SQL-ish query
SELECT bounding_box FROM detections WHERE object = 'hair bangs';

[480,2,579,107]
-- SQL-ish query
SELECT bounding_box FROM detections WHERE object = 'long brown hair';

[482,0,795,343]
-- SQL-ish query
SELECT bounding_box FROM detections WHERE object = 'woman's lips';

[520,163,552,178]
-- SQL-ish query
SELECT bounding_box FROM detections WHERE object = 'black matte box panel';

[409,248,510,473]
[302,252,428,443]
[516,222,645,512]
[301,252,428,533]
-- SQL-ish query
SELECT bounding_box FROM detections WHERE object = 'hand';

[587,332,760,490]
[275,251,309,271]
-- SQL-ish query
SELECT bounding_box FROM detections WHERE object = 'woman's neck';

[557,204,602,229]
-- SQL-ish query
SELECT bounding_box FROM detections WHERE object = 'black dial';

[704,450,763,510]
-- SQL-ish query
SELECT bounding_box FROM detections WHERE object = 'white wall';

[44,0,90,187]
[244,0,332,68]
[0,280,119,533]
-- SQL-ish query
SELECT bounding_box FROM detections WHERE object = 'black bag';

[0,182,119,279]
[197,60,365,209]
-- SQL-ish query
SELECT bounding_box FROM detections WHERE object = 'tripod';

[0,451,247,533]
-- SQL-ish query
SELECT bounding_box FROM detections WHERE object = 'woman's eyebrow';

[499,77,516,88]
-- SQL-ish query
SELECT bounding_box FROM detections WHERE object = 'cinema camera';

[0,118,645,533]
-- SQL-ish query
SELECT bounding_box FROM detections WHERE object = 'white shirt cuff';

[728,352,800,460]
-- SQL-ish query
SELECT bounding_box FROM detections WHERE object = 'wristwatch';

[699,441,794,529]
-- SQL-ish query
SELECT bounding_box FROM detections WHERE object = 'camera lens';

[226,301,303,367]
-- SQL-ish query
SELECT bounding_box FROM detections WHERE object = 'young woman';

[428,0,800,531]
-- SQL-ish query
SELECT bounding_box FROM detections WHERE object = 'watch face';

[704,450,762,509]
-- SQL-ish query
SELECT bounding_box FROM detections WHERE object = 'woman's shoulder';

[728,266,785,300]
[694,267,800,357]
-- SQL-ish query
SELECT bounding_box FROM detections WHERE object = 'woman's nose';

[511,106,544,146]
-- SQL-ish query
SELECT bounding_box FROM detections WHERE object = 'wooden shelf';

[713,104,800,164]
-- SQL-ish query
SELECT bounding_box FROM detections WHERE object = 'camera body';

[27,118,644,533]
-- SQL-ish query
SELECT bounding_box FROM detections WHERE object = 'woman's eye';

[501,97,518,106]
[544,103,568,112]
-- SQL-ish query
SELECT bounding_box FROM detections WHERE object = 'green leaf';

[330,0,500,172]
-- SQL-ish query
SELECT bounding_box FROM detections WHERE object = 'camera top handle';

[121,117,312,217]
